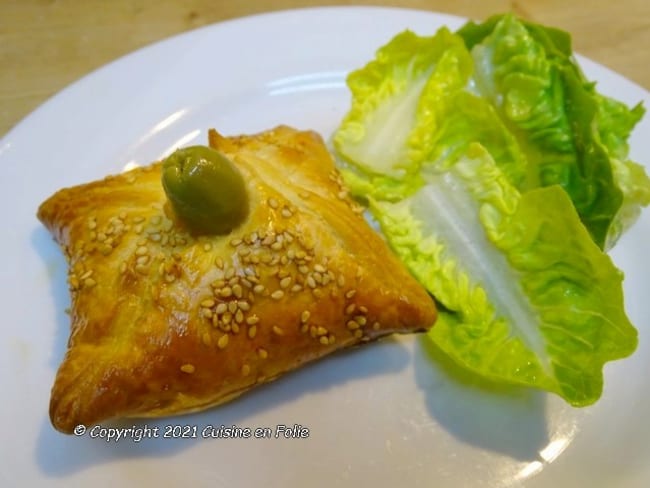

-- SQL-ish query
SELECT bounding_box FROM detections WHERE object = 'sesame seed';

[215,303,227,315]
[220,287,233,298]
[203,243,212,251]
[84,278,96,288]
[232,284,243,299]
[222,312,232,324]
[300,324,309,333]
[345,289,357,299]
[359,306,368,314]
[235,310,244,324]
[373,322,381,330]
[202,332,212,346]
[200,298,215,308]
[271,241,283,251]
[354,330,363,339]
[279,276,292,289]
[202,308,213,319]
[316,326,328,336]
[253,284,265,295]
[300,310,310,323]
[346,304,356,314]
[238,301,250,311]
[151,216,162,225]
[314,264,326,273]
[267,197,279,209]
[298,265,309,274]
[238,247,251,257]
[312,289,323,298]
[180,364,195,374]
[262,235,275,246]
[272,326,285,336]
[135,264,148,274]
[215,257,224,269]
[354,316,367,326]
[319,336,329,346]
[337,275,345,287]
[271,290,284,300]
[257,348,268,359]
[228,301,238,314]
[337,191,347,200]
[248,325,257,339]
[225,268,235,280]
[241,364,251,376]
[291,284,303,293]
[230,238,242,247]
[281,208,292,218]
[120,262,127,273]
[217,334,229,349]
[79,270,93,280]
[246,315,259,325]
[149,233,161,242]
[347,320,360,330]
[135,246,148,256]
[313,272,323,284]
[306,276,316,289]
[231,323,240,334]
[87,220,97,230]
[328,335,336,345]
[164,274,175,283]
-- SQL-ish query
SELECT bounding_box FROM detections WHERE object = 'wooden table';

[1,0,648,138]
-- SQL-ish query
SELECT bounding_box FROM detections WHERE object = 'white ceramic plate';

[1,7,648,487]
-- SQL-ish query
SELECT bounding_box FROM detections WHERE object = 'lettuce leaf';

[334,27,472,194]
[333,16,643,404]
[594,94,650,247]
[464,14,626,248]
[372,144,637,405]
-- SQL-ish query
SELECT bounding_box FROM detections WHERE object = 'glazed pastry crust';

[38,125,437,434]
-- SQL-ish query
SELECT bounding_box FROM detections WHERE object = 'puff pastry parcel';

[38,125,437,434]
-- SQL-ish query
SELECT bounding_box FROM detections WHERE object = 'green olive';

[161,145,248,235]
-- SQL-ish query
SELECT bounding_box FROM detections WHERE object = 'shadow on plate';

[414,336,549,461]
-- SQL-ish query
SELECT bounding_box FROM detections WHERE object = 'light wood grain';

[1,0,648,137]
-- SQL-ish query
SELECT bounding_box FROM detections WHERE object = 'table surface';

[1,0,648,138]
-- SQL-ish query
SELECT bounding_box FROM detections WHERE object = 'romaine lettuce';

[371,144,637,405]
[333,16,645,404]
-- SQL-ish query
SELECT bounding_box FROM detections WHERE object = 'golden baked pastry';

[37,125,437,434]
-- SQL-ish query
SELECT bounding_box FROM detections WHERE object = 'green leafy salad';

[333,13,650,406]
